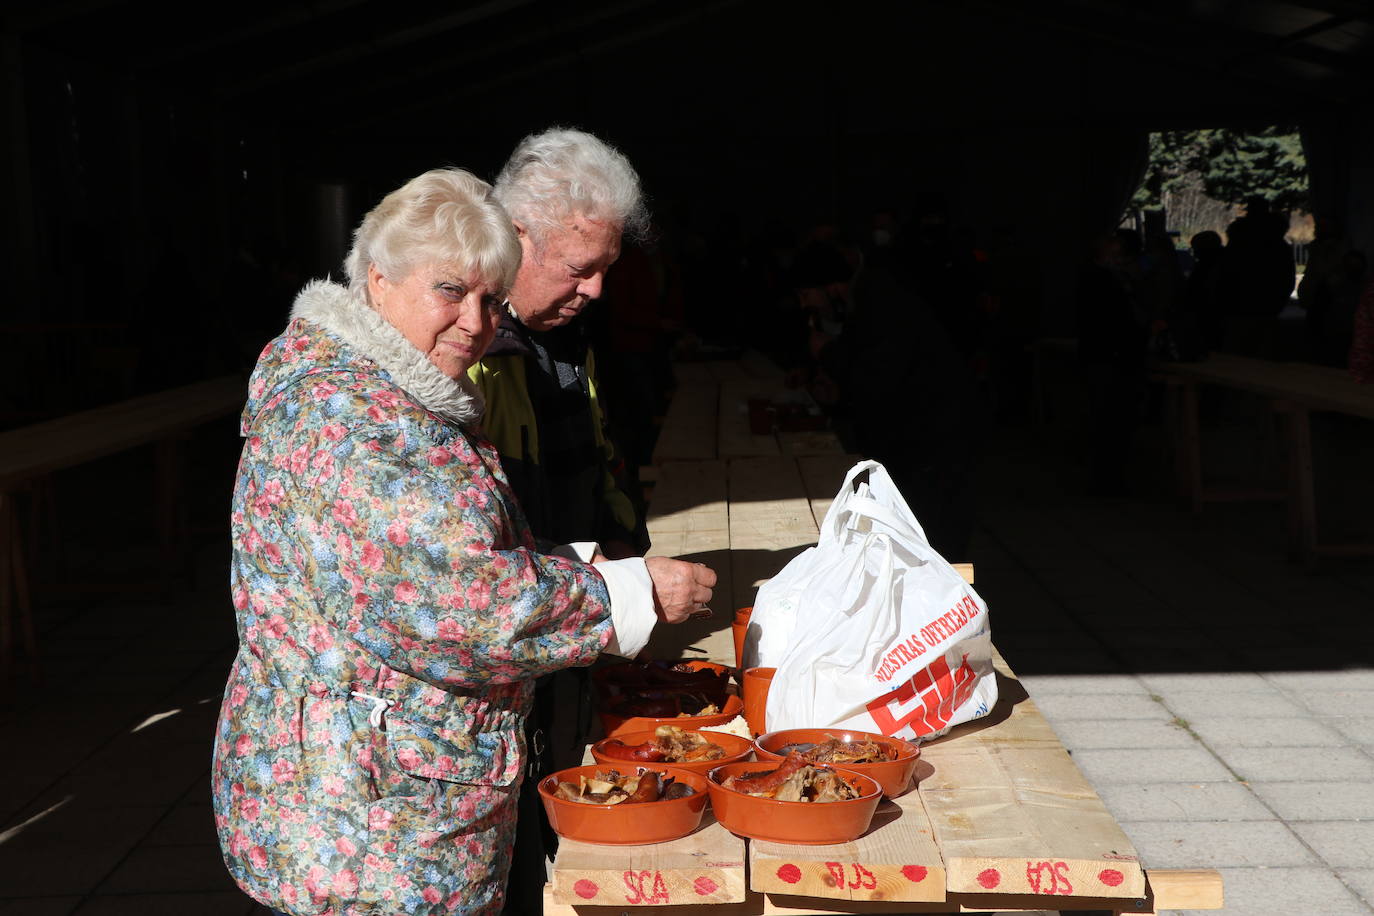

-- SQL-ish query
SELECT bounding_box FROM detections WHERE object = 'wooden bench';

[0,373,247,682]
[1153,352,1374,564]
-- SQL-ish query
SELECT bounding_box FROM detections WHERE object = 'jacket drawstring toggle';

[350,691,395,728]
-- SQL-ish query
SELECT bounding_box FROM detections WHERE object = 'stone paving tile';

[1031,693,1170,721]
[993,647,1121,675]
[0,898,80,915]
[1326,717,1374,746]
[1096,781,1272,822]
[1287,688,1374,717]
[1201,865,1374,916]
[72,893,253,916]
[1147,689,1309,722]
[1239,646,1372,669]
[1340,869,1374,910]
[1048,717,1197,750]
[1067,747,1234,785]
[1136,671,1275,693]
[1291,821,1374,870]
[0,802,165,897]
[1112,646,1225,672]
[1215,746,1374,782]
[1265,669,1374,692]
[1187,715,1351,748]
[1093,627,1218,650]
[1013,673,1147,695]
[96,844,240,895]
[989,627,1103,649]
[1120,820,1318,868]
[66,739,210,809]
[141,803,220,847]
[1249,781,1374,820]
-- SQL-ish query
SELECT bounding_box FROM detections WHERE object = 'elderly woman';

[212,168,715,916]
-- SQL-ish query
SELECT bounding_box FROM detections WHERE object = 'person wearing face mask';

[211,168,716,916]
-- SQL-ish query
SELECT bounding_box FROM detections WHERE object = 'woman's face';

[368,261,504,379]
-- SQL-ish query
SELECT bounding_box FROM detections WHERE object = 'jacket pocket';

[385,713,520,788]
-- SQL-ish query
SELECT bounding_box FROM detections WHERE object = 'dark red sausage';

[600,740,667,762]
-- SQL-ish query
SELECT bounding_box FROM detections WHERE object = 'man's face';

[508,214,621,332]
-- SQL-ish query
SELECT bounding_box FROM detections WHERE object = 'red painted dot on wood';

[901,865,928,883]
[573,879,599,899]
[977,868,1001,889]
[776,864,802,884]
[1099,868,1124,887]
[693,876,718,896]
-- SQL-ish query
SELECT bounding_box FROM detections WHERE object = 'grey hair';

[493,127,649,253]
[344,168,521,300]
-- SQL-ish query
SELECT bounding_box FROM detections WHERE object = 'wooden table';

[543,356,1221,914]
[1154,352,1374,564]
[0,373,247,683]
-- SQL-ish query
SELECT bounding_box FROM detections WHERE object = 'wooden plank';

[777,430,846,457]
[708,360,752,382]
[795,454,860,530]
[1136,868,1224,914]
[549,812,748,907]
[917,650,1146,900]
[749,790,946,903]
[1157,353,1374,420]
[738,349,786,381]
[644,460,735,661]
[726,458,819,611]
[718,381,784,459]
[652,380,719,463]
[0,374,246,488]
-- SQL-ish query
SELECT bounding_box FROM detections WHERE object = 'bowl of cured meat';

[537,763,710,845]
[753,728,920,798]
[590,725,755,775]
[599,692,744,739]
[594,659,732,709]
[706,753,882,844]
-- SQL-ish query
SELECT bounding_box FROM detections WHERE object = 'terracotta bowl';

[538,763,710,845]
[705,760,882,845]
[592,659,732,708]
[753,728,921,798]
[589,727,754,774]
[600,693,744,740]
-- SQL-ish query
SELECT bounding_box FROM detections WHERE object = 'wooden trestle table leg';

[1274,399,1317,567]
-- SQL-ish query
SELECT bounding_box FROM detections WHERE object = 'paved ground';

[1,388,1371,915]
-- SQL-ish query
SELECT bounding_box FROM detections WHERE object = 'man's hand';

[644,557,718,624]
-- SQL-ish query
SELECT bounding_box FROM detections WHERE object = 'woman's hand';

[644,558,717,624]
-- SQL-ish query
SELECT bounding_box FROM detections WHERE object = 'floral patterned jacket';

[212,280,617,915]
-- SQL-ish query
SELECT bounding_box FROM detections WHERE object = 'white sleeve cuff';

[551,541,600,563]
[594,557,656,659]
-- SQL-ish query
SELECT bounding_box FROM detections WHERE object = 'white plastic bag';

[747,460,996,741]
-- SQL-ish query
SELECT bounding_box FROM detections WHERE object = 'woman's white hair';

[493,127,649,253]
[344,168,521,300]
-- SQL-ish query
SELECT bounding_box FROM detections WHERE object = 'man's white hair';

[493,127,649,252]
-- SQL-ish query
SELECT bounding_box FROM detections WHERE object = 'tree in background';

[1130,126,1309,243]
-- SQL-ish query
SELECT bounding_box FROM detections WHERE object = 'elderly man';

[470,127,652,914]
[469,127,649,561]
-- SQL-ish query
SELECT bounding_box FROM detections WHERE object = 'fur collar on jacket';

[290,279,485,426]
